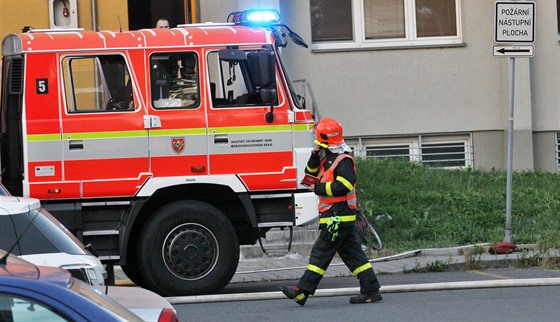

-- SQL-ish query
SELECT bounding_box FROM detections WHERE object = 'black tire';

[120,263,147,288]
[137,200,240,296]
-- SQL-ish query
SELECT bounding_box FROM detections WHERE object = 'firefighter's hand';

[311,145,323,155]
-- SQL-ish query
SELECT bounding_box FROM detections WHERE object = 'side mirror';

[247,50,275,88]
[260,87,277,104]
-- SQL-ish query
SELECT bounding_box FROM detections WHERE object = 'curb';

[166,277,560,304]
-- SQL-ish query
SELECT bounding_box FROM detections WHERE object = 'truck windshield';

[277,53,305,109]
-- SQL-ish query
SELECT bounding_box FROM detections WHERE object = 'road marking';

[470,270,510,279]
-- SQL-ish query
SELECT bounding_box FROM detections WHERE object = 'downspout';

[91,0,98,31]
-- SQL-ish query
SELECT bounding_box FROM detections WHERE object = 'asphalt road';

[220,266,560,294]
[174,268,560,321]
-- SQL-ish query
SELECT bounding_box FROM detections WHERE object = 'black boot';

[280,285,309,306]
[349,290,382,304]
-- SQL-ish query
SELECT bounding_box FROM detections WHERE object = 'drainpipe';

[91,0,98,31]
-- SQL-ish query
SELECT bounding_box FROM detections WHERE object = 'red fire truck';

[0,10,319,296]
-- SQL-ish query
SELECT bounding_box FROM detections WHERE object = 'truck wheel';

[137,200,239,296]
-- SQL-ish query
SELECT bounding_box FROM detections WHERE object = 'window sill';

[311,42,467,54]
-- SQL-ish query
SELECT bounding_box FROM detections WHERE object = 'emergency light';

[228,9,281,26]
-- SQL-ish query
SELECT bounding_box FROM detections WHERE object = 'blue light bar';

[228,9,280,26]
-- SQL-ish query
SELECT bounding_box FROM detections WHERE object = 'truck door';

[205,46,296,191]
[145,50,208,177]
[60,54,150,198]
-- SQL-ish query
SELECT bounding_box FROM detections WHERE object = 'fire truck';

[0,9,320,296]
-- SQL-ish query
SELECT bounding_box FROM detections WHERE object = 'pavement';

[112,242,560,304]
[230,243,546,284]
[115,242,556,287]
[163,243,560,304]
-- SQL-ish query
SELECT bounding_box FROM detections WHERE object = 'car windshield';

[0,208,87,256]
[0,184,10,196]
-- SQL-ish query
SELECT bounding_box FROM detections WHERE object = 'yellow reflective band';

[27,134,61,142]
[61,130,148,140]
[319,215,356,224]
[150,128,207,136]
[28,123,313,142]
[336,176,354,191]
[353,263,372,275]
[294,293,307,301]
[326,182,333,196]
[295,123,314,131]
[308,264,325,276]
[307,165,319,173]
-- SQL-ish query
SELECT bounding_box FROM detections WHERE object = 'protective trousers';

[297,225,381,295]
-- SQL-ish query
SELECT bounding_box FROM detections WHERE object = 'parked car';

[0,183,9,195]
[0,250,179,322]
[0,250,142,322]
[98,286,179,322]
[0,193,106,286]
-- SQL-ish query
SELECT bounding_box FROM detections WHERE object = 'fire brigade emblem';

[172,137,185,154]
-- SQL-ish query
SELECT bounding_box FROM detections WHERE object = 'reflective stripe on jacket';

[318,154,358,213]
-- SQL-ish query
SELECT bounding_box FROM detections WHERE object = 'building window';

[556,133,560,171]
[365,145,411,161]
[421,142,467,167]
[352,134,473,168]
[310,0,462,51]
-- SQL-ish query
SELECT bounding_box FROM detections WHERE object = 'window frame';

[206,46,280,109]
[351,134,473,169]
[310,0,464,52]
[61,53,136,114]
[149,51,201,110]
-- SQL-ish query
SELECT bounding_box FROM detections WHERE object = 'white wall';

[198,1,559,171]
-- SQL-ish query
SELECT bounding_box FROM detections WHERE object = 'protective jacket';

[305,150,357,229]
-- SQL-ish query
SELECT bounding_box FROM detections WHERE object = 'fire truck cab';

[1,10,319,296]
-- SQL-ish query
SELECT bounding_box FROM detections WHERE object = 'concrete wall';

[199,0,278,23]
[0,0,129,37]
[277,0,559,171]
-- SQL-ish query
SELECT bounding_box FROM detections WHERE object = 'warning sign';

[494,1,535,43]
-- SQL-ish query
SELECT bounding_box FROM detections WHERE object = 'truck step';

[242,225,319,259]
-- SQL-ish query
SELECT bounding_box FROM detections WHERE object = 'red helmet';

[314,118,344,148]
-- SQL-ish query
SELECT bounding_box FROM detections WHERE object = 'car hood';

[20,252,104,270]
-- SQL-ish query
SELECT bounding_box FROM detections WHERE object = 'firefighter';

[281,118,382,305]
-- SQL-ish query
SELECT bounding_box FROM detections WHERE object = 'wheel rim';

[163,223,219,280]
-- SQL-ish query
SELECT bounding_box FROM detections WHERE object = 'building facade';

[277,0,560,172]
[2,0,559,172]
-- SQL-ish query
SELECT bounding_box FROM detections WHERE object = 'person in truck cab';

[281,118,382,305]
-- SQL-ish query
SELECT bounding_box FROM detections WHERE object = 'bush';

[355,158,560,252]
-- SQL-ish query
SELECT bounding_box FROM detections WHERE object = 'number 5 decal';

[36,78,48,94]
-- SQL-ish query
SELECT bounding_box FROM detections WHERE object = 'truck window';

[207,47,277,107]
[150,52,199,109]
[62,55,134,113]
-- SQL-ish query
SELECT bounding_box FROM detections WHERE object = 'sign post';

[493,1,535,243]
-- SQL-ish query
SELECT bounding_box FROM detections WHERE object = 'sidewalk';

[114,244,550,285]
[231,244,542,284]
[164,243,560,304]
